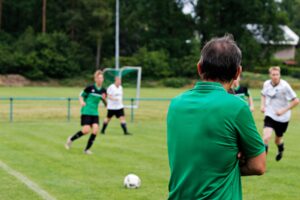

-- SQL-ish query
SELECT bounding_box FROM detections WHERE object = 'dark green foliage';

[103,47,171,78]
[0,28,90,80]
[162,77,191,88]
[0,0,298,81]
[193,0,288,69]
[254,66,300,78]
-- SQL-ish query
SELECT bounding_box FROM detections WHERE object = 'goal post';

[103,66,142,109]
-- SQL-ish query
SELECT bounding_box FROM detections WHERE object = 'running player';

[65,70,107,154]
[101,76,131,135]
[261,66,299,161]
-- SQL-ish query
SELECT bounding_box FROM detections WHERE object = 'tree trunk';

[70,0,75,40]
[42,0,47,33]
[0,0,3,31]
[95,39,102,69]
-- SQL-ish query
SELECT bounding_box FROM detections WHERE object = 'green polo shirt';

[167,81,265,200]
[80,84,106,116]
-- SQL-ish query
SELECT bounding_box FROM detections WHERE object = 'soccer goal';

[103,66,142,109]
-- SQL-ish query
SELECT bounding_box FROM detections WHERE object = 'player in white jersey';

[261,66,299,161]
[101,76,131,135]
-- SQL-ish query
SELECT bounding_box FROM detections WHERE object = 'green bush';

[0,28,91,80]
[289,68,300,79]
[252,65,300,79]
[253,66,269,74]
[162,77,191,88]
[102,47,171,78]
[135,47,171,78]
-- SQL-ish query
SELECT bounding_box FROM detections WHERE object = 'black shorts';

[264,116,289,137]
[107,108,125,118]
[81,115,99,126]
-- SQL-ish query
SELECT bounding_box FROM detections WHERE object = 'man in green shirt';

[65,70,107,155]
[167,35,266,200]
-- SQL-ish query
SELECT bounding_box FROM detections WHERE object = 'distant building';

[246,24,299,60]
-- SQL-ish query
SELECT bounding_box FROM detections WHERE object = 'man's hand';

[238,152,246,166]
[276,108,287,116]
[80,101,86,107]
[239,152,266,176]
[260,106,265,113]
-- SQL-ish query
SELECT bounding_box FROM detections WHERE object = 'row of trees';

[0,0,299,80]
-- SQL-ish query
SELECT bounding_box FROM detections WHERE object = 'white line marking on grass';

[0,160,56,200]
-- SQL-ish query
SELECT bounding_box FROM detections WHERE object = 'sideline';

[0,160,56,200]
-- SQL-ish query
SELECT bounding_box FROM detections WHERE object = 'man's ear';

[197,62,202,77]
[234,66,242,80]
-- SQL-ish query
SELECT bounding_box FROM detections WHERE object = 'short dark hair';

[199,35,242,82]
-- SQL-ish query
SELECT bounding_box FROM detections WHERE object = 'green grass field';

[1,86,300,200]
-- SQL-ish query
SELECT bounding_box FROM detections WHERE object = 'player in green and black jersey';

[65,70,107,154]
[232,75,254,112]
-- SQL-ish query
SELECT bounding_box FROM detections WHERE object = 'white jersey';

[107,84,124,110]
[261,79,297,122]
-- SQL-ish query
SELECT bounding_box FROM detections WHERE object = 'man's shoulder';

[169,90,192,107]
[84,84,94,92]
[280,79,290,86]
[263,80,271,86]
[107,84,115,90]
[171,88,246,105]
[227,92,249,105]
[172,89,193,100]
[235,86,248,93]
[100,87,107,93]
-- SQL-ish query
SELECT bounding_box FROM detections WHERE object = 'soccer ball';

[123,174,141,189]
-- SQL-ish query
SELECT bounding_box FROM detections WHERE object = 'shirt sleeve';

[107,86,113,95]
[234,105,265,158]
[261,81,268,96]
[285,82,297,101]
[245,87,250,97]
[80,86,90,98]
[101,88,107,98]
[103,88,107,94]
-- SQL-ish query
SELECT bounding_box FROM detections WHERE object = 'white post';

[115,0,120,70]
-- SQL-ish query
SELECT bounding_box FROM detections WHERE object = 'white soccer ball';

[123,174,141,189]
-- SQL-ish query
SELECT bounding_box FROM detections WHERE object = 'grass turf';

[0,86,300,199]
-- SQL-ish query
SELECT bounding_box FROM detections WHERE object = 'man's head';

[198,35,242,83]
[115,76,121,86]
[94,70,104,86]
[269,66,281,85]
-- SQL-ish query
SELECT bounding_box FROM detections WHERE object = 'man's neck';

[95,83,102,89]
[222,82,233,91]
[202,79,233,91]
[271,80,280,86]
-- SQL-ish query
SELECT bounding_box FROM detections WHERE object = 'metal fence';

[0,97,266,123]
[0,97,173,123]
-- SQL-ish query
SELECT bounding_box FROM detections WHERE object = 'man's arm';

[101,93,107,107]
[108,94,118,101]
[239,152,266,176]
[235,105,266,176]
[260,95,266,113]
[79,96,86,107]
[248,96,254,112]
[276,98,299,116]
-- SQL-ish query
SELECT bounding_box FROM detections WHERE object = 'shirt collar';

[193,81,226,91]
[234,85,240,90]
[94,83,102,90]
